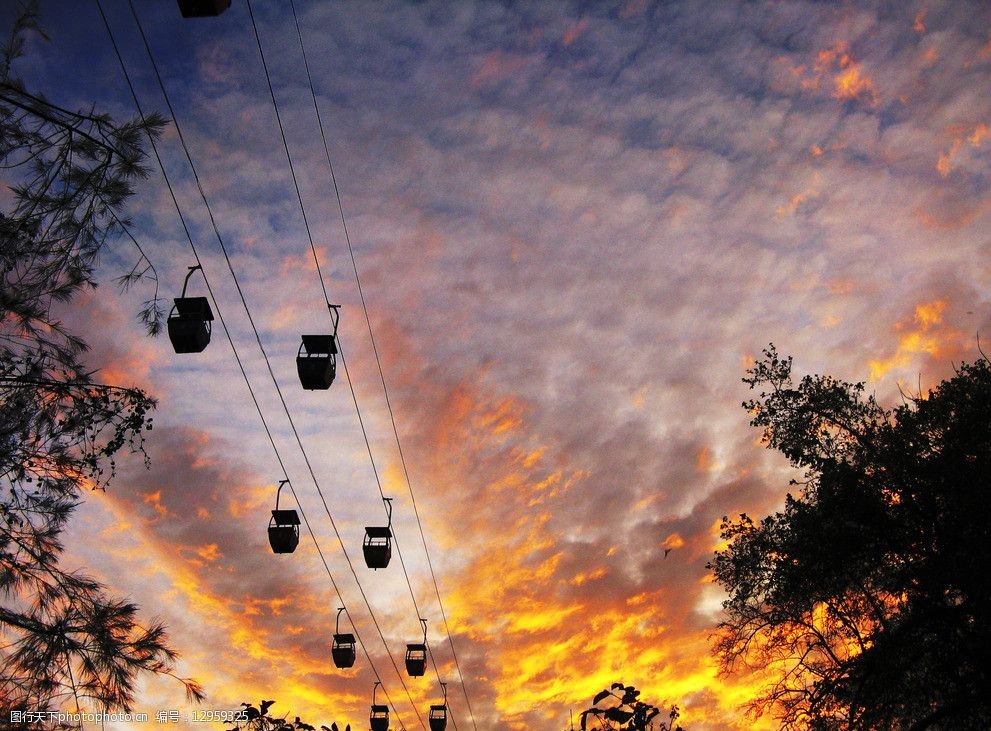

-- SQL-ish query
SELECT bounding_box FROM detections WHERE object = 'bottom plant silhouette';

[223,701,348,731]
[579,683,684,731]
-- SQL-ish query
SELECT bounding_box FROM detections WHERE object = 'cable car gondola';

[177,0,231,17]
[429,682,448,731]
[297,304,341,390]
[363,497,393,570]
[369,681,389,731]
[405,618,428,677]
[332,606,356,669]
[167,265,213,354]
[268,480,300,554]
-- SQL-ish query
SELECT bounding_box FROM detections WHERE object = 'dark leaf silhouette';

[0,6,196,723]
[227,699,347,731]
[579,682,683,730]
[711,345,991,729]
[604,708,634,724]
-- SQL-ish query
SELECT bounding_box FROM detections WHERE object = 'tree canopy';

[710,345,991,729]
[1,4,199,721]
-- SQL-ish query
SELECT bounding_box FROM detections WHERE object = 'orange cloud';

[935,123,988,177]
[86,448,414,731]
[268,302,299,330]
[793,42,880,106]
[868,299,967,381]
[834,63,877,103]
[370,361,777,728]
[571,566,609,586]
[914,188,988,230]
[777,187,817,217]
[143,490,169,517]
[479,396,526,435]
[695,446,714,473]
[195,543,223,562]
[936,144,957,177]
[471,50,530,88]
[562,18,589,47]
[826,278,855,295]
[70,289,159,393]
[279,245,330,276]
[969,123,989,146]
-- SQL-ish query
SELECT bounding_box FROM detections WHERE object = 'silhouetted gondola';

[406,618,428,677]
[167,265,213,354]
[370,682,389,731]
[177,0,231,17]
[332,606,356,669]
[363,497,393,569]
[297,305,340,390]
[429,682,448,731]
[268,480,300,554]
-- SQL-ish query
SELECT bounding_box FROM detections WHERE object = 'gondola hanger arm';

[327,302,341,331]
[180,264,202,298]
[275,479,290,511]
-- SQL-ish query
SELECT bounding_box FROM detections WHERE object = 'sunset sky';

[6,0,991,729]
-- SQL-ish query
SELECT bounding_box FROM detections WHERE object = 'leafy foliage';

[0,14,167,339]
[710,344,991,729]
[1,5,199,721]
[579,683,683,731]
[224,701,349,731]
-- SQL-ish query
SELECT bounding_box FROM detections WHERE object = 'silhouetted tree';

[710,345,991,729]
[579,683,683,731]
[1,4,199,723]
[223,701,348,731]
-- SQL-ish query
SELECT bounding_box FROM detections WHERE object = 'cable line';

[91,4,402,726]
[94,4,406,728]
[110,2,423,727]
[241,0,457,717]
[285,3,478,728]
[123,5,422,725]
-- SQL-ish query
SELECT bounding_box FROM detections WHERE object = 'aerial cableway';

[167,265,212,354]
[101,3,418,728]
[233,1,474,724]
[176,0,230,18]
[333,606,357,669]
[103,1,476,727]
[269,480,301,554]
